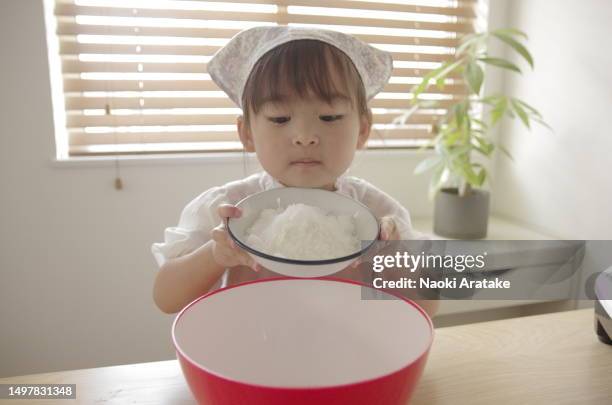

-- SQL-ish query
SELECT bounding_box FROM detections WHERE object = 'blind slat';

[63,59,460,76]
[61,60,461,78]
[56,22,461,48]
[59,39,459,62]
[69,127,431,146]
[56,22,243,38]
[68,142,244,156]
[62,78,462,92]
[55,0,477,19]
[54,7,279,23]
[59,39,222,55]
[70,131,241,146]
[288,0,477,18]
[65,95,460,110]
[68,137,432,156]
[55,5,472,33]
[66,111,445,127]
[287,15,472,33]
[63,78,466,96]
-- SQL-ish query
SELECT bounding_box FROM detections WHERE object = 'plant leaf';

[511,99,531,129]
[532,117,554,131]
[414,155,443,175]
[411,66,444,103]
[391,104,419,125]
[456,161,480,187]
[476,167,487,187]
[443,128,463,146]
[434,134,449,156]
[492,32,534,69]
[449,144,472,158]
[490,97,507,126]
[511,100,552,131]
[428,165,447,200]
[472,118,489,129]
[492,28,528,39]
[411,60,463,102]
[513,98,542,118]
[456,33,483,56]
[498,144,514,161]
[478,57,522,73]
[453,102,467,129]
[481,94,501,105]
[464,60,484,95]
[471,136,494,156]
[436,59,464,80]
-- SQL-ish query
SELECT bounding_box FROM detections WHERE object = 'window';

[51,0,480,156]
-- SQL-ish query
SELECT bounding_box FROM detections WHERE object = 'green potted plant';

[404,28,550,239]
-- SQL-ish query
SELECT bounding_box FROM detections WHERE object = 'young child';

[152,26,438,317]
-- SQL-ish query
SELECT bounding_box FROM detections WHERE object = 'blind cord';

[103,7,123,190]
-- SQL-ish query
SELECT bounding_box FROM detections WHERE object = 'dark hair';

[241,39,372,129]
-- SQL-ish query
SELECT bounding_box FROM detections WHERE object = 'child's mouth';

[291,159,322,166]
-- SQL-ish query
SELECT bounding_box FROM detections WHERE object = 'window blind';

[53,0,478,156]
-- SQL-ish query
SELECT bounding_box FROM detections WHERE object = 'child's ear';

[237,115,255,152]
[357,111,372,149]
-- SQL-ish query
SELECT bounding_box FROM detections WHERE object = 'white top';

[151,171,426,288]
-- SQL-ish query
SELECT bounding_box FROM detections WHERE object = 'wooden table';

[1,309,610,404]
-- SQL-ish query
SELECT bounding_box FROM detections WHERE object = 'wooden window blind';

[53,0,478,156]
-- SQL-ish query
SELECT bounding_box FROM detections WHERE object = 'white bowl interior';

[227,188,379,277]
[174,279,432,388]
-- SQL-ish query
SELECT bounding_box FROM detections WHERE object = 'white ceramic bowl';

[227,187,379,278]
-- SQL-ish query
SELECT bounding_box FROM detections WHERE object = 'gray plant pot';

[434,188,490,239]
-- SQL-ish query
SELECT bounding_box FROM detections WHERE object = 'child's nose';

[292,132,319,146]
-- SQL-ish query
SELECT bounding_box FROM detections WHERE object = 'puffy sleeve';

[347,178,430,240]
[151,186,230,268]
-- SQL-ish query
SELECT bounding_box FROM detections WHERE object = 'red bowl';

[173,278,433,405]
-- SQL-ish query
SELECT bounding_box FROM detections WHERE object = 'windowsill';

[50,151,258,168]
[412,215,560,240]
[49,148,434,168]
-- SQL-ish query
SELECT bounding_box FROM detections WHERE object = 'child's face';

[238,93,370,190]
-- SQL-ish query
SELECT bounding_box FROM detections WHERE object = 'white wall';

[491,0,612,239]
[0,0,435,377]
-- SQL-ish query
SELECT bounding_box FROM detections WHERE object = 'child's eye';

[268,116,290,125]
[320,115,344,122]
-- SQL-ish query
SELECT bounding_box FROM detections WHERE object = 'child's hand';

[211,204,260,272]
[379,216,400,241]
[349,216,399,270]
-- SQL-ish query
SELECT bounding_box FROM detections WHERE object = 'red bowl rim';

[172,276,434,391]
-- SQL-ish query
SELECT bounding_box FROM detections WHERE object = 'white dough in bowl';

[245,203,360,260]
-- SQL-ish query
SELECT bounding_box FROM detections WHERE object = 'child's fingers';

[211,227,242,251]
[234,248,259,272]
[211,226,239,250]
[217,204,242,219]
[379,216,397,241]
[211,226,259,272]
[246,255,260,272]
[211,226,231,245]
